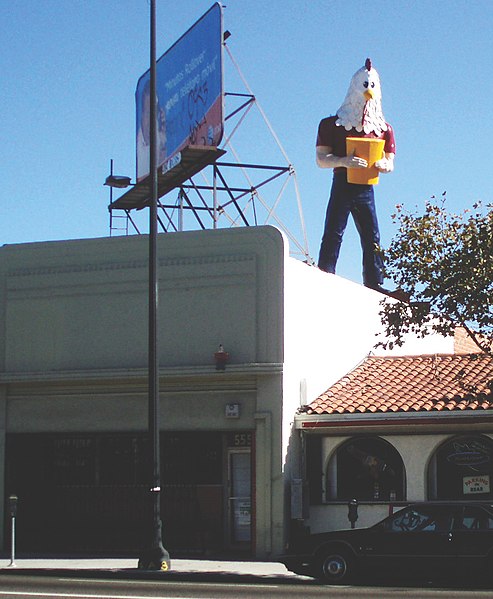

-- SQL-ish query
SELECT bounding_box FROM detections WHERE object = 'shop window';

[47,436,97,485]
[99,436,150,485]
[428,435,493,500]
[162,432,222,484]
[43,435,151,486]
[327,437,405,501]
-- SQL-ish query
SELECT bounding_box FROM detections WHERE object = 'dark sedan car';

[281,502,493,584]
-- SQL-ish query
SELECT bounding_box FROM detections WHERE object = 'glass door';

[228,449,251,545]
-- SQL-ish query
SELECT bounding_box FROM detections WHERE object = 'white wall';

[281,254,456,467]
[281,258,398,479]
[283,259,390,402]
[376,326,454,356]
[282,258,454,416]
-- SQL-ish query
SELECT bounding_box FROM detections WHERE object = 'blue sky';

[2,1,492,286]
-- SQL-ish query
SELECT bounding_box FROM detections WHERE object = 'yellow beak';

[364,89,374,101]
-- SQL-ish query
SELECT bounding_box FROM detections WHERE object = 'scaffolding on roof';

[107,41,313,264]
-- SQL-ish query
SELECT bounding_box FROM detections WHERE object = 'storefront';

[297,353,493,533]
[5,430,254,555]
[305,432,493,506]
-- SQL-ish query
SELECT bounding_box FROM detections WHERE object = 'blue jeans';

[317,171,384,288]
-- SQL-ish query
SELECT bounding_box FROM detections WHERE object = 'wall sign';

[446,439,491,468]
[463,475,491,495]
[225,403,240,419]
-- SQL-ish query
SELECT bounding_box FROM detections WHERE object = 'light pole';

[137,0,170,571]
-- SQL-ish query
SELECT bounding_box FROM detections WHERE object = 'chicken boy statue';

[316,58,396,295]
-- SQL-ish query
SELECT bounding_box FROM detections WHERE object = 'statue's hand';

[341,153,368,169]
[375,156,394,173]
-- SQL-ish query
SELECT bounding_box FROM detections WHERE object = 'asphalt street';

[1,558,492,598]
[1,573,493,598]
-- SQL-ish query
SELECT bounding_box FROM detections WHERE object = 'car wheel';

[317,547,355,584]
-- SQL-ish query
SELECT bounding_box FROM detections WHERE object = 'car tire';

[317,546,355,584]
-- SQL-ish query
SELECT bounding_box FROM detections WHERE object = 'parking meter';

[348,498,358,528]
[8,495,18,567]
[9,495,18,518]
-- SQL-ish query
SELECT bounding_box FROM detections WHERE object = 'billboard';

[136,3,224,182]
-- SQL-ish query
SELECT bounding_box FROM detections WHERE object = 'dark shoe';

[368,285,410,302]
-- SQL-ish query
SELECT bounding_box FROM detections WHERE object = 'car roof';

[403,502,493,508]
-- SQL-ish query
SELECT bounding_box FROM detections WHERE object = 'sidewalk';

[0,557,310,582]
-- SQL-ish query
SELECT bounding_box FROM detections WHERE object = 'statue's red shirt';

[316,115,396,160]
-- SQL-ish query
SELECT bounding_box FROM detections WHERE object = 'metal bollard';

[8,495,18,567]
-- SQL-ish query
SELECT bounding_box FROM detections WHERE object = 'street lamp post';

[137,0,170,571]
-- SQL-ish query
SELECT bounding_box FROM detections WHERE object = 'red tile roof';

[303,354,493,415]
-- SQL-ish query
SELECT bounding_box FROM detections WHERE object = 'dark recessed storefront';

[4,431,253,556]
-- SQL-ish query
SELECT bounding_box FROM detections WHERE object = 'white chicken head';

[336,58,387,136]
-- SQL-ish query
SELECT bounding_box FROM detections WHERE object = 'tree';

[377,195,493,355]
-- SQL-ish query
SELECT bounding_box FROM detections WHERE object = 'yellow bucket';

[346,137,385,185]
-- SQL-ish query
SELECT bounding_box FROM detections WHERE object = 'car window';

[454,506,493,530]
[386,508,449,532]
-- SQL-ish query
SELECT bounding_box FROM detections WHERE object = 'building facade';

[1,225,395,558]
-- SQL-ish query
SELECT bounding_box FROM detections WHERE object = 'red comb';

[365,58,372,71]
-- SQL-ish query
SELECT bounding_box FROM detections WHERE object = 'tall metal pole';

[138,0,170,571]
